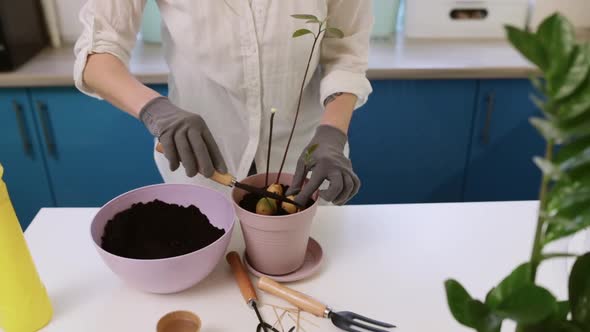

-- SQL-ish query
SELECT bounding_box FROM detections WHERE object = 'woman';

[74,0,372,206]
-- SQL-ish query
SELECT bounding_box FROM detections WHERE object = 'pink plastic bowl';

[90,184,235,294]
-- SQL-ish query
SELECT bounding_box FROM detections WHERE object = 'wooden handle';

[155,142,234,186]
[258,277,328,318]
[226,252,258,305]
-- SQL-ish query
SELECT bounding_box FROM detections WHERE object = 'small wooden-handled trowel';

[226,252,293,332]
[155,143,303,208]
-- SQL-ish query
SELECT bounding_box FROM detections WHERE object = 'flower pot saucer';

[243,237,323,283]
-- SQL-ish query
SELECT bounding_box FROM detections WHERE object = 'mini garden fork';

[258,277,396,332]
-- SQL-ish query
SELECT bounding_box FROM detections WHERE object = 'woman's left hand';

[286,125,360,206]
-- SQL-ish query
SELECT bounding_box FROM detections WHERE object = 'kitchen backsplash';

[531,0,590,28]
[45,0,590,45]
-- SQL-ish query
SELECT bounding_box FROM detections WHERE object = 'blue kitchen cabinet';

[463,79,545,201]
[348,80,478,204]
[0,89,55,228]
[29,86,167,207]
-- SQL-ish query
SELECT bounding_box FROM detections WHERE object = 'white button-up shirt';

[74,0,373,195]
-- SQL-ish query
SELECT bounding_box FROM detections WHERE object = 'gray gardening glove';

[286,125,360,206]
[139,96,227,178]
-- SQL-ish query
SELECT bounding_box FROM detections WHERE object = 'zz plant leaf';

[446,13,590,332]
[485,263,532,309]
[445,280,502,331]
[569,253,590,327]
[494,285,557,324]
[505,27,548,71]
[530,117,566,143]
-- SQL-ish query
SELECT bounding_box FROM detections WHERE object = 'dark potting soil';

[101,200,225,259]
[239,184,315,215]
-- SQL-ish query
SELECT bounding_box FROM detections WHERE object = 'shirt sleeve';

[320,0,373,109]
[73,0,146,99]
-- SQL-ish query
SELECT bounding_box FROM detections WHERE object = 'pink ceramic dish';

[91,184,235,294]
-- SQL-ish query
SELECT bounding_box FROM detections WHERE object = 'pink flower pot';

[232,173,319,276]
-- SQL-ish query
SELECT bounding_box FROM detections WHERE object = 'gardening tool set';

[227,252,395,332]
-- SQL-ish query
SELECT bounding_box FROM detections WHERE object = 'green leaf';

[521,320,584,332]
[505,26,548,71]
[306,19,321,24]
[291,14,319,21]
[306,143,319,156]
[536,13,575,70]
[530,77,548,95]
[468,300,502,332]
[556,301,571,321]
[559,87,590,122]
[325,27,344,38]
[555,136,590,164]
[559,147,590,173]
[553,46,590,101]
[534,157,562,180]
[519,301,575,332]
[569,253,590,326]
[544,213,590,244]
[495,285,557,324]
[445,280,503,331]
[445,279,478,328]
[530,95,559,119]
[530,117,566,142]
[560,112,590,138]
[486,263,532,309]
[535,14,576,97]
[292,29,314,38]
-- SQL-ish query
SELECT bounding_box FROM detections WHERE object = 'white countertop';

[0,38,539,88]
[14,202,575,332]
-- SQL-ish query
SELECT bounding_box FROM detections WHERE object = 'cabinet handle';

[481,92,495,145]
[35,101,57,158]
[12,101,33,157]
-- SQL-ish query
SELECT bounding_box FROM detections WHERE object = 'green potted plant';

[444,14,590,332]
[232,15,344,276]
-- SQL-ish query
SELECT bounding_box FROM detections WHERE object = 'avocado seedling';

[275,14,344,184]
[240,15,343,216]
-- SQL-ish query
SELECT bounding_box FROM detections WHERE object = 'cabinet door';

[0,89,54,228]
[464,79,545,201]
[348,80,477,204]
[29,86,167,207]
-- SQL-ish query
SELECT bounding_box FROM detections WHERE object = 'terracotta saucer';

[243,237,323,282]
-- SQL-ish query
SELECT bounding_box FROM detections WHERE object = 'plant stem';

[266,111,276,187]
[541,252,578,260]
[276,26,322,184]
[529,140,555,282]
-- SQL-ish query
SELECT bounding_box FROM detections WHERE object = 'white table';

[17,202,574,332]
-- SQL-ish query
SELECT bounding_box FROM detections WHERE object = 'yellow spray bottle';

[0,163,52,332]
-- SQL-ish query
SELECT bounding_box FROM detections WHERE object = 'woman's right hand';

[140,97,227,178]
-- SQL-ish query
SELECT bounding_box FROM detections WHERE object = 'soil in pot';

[239,184,315,215]
[101,200,225,259]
